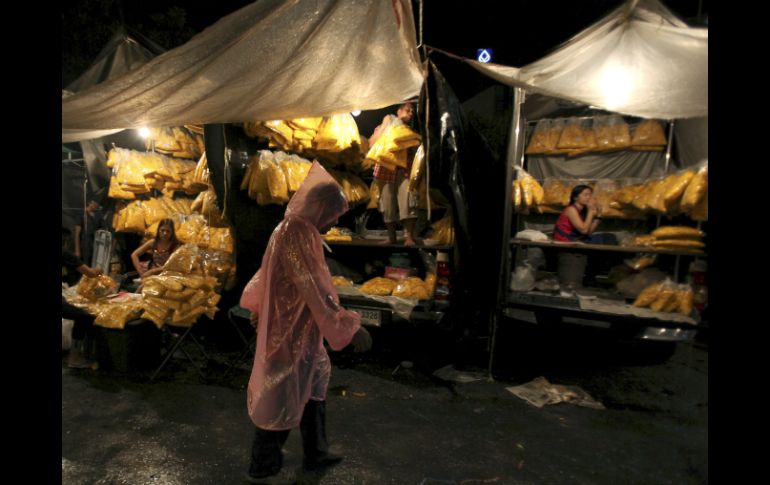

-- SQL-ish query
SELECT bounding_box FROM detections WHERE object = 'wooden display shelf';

[510,238,706,257]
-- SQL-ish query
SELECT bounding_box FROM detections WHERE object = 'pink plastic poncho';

[241,161,362,430]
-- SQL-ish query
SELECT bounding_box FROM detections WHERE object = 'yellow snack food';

[512,180,522,208]
[681,168,708,211]
[392,277,431,300]
[332,276,353,287]
[663,171,696,212]
[678,288,694,315]
[651,226,704,239]
[633,282,663,307]
[650,288,677,312]
[361,277,396,296]
[651,239,705,249]
[631,120,667,146]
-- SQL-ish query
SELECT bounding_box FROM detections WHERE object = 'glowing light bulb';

[138,127,151,138]
[599,65,632,110]
[351,110,361,117]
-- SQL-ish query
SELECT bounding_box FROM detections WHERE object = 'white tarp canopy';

[467,0,707,119]
[65,27,165,94]
[62,0,423,142]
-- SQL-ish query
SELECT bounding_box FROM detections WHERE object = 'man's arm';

[73,225,82,257]
[77,264,103,278]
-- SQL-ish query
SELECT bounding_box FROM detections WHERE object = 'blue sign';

[477,49,493,63]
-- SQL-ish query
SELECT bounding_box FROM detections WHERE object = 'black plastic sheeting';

[205,124,285,297]
[419,61,511,335]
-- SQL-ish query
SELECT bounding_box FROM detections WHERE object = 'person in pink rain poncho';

[240,161,372,481]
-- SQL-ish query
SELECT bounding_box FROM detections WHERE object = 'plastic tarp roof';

[62,0,423,142]
[65,27,166,94]
[63,28,166,142]
[467,0,707,119]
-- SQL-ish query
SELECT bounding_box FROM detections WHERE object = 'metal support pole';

[663,119,675,173]
[489,86,525,380]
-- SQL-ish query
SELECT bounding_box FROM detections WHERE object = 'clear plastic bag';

[511,264,536,292]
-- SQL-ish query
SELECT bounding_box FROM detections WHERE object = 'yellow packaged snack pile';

[146,126,204,160]
[541,179,572,207]
[278,156,312,193]
[634,226,706,254]
[512,180,522,208]
[265,159,290,203]
[332,276,354,287]
[431,214,455,246]
[424,273,437,298]
[241,151,315,206]
[661,170,696,213]
[364,124,421,171]
[163,244,202,274]
[631,119,667,149]
[77,274,118,301]
[392,277,431,300]
[323,227,353,242]
[651,226,704,239]
[200,249,235,290]
[516,171,544,211]
[625,254,657,271]
[177,215,206,244]
[556,118,597,154]
[361,277,396,296]
[287,117,324,151]
[630,235,656,247]
[108,175,136,200]
[189,153,210,192]
[94,299,144,329]
[191,188,225,227]
[633,281,694,316]
[680,163,708,213]
[141,273,220,328]
[208,227,234,253]
[367,180,381,210]
[328,170,370,206]
[313,114,361,153]
[690,193,708,222]
[677,287,694,315]
[594,115,631,151]
[526,119,555,154]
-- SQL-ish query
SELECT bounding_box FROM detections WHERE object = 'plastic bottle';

[434,251,451,308]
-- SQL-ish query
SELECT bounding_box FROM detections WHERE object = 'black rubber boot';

[247,426,289,481]
[300,400,343,471]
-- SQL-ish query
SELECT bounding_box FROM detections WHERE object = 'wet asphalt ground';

[62,324,707,485]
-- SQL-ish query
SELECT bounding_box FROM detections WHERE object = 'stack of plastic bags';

[139,244,223,328]
[145,126,205,160]
[633,280,694,316]
[431,214,455,246]
[107,148,204,198]
[364,124,421,171]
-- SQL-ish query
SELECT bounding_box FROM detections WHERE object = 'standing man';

[62,227,102,369]
[74,188,109,266]
[240,162,372,482]
[370,101,419,246]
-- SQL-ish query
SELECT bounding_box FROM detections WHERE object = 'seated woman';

[131,219,181,278]
[553,184,617,245]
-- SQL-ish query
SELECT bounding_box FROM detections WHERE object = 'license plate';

[349,307,382,327]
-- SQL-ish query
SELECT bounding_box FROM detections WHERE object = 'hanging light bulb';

[137,127,151,138]
[351,110,361,117]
